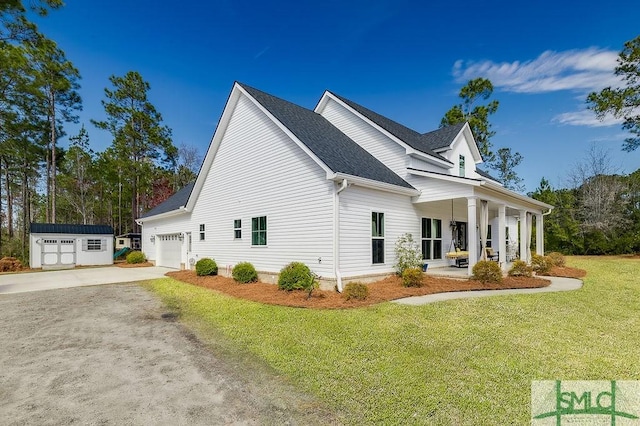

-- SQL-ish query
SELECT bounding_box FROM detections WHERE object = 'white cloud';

[553,110,623,127]
[453,48,621,94]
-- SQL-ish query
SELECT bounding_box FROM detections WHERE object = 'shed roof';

[30,223,114,235]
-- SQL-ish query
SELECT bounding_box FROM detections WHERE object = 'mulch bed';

[116,262,154,268]
[166,271,554,309]
[541,266,587,278]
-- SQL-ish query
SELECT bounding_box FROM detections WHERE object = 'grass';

[144,256,640,424]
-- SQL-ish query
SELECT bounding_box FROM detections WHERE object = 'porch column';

[536,213,544,255]
[467,197,477,275]
[519,209,528,263]
[498,204,506,270]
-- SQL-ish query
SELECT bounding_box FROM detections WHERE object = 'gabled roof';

[327,92,453,163]
[239,83,413,189]
[140,182,194,219]
[420,122,466,151]
[30,223,113,235]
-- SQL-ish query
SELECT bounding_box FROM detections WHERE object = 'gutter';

[334,179,348,292]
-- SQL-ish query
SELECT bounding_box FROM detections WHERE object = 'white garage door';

[157,234,182,269]
[42,238,76,267]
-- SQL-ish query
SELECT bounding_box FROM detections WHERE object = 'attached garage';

[155,234,182,269]
[29,223,114,269]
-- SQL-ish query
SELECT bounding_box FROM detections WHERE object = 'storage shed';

[115,233,141,250]
[29,223,114,269]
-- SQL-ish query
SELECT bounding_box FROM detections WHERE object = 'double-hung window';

[421,218,442,260]
[234,219,242,239]
[199,224,205,241]
[371,212,385,264]
[459,155,466,177]
[252,216,267,246]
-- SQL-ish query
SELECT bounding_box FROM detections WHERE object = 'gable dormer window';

[459,155,465,177]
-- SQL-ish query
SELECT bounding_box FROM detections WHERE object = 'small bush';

[195,258,218,276]
[278,262,318,298]
[472,260,503,284]
[232,262,258,283]
[547,252,566,267]
[508,260,533,277]
[401,267,424,287]
[394,233,423,275]
[343,282,369,301]
[531,254,552,275]
[0,257,23,272]
[126,251,146,264]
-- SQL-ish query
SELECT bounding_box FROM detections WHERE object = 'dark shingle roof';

[475,168,501,183]
[30,223,113,235]
[420,122,466,151]
[239,83,414,189]
[140,182,195,218]
[328,92,453,164]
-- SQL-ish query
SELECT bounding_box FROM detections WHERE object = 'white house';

[29,223,114,269]
[138,82,552,289]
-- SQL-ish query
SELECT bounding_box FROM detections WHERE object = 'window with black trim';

[371,212,384,264]
[421,218,442,260]
[486,224,492,247]
[87,239,102,251]
[199,224,205,241]
[251,216,267,245]
[234,219,242,239]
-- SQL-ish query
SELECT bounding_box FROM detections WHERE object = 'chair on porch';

[485,247,499,262]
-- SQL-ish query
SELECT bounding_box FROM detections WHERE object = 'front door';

[455,222,467,250]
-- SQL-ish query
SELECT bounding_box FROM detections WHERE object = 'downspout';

[542,208,552,216]
[334,179,348,292]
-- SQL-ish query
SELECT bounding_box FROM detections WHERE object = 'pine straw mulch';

[540,266,587,278]
[115,261,154,268]
[166,271,555,309]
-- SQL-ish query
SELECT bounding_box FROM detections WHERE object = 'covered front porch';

[413,192,552,276]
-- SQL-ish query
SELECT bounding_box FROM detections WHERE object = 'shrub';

[547,252,566,267]
[278,262,318,298]
[531,254,552,275]
[394,233,423,275]
[232,262,258,283]
[195,258,218,276]
[126,251,146,264]
[472,260,503,284]
[343,282,369,301]
[401,267,424,287]
[508,260,533,277]
[0,257,22,272]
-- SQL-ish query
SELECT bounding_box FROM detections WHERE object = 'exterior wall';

[29,233,113,268]
[440,132,487,179]
[320,98,410,178]
[338,186,420,278]
[148,94,335,278]
[409,174,475,203]
[141,213,191,268]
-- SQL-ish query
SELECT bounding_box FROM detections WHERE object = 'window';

[486,224,492,248]
[118,239,125,245]
[371,212,385,264]
[459,155,465,177]
[234,219,242,239]
[199,224,205,241]
[421,218,442,260]
[86,239,102,251]
[251,216,267,245]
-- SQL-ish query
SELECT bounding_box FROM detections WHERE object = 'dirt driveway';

[0,283,338,425]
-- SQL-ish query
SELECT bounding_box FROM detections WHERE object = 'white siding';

[186,95,334,278]
[29,233,113,268]
[441,132,487,179]
[141,214,191,268]
[320,99,409,179]
[410,174,475,203]
[339,186,419,277]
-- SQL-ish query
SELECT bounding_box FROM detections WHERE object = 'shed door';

[42,238,76,266]
[157,234,182,269]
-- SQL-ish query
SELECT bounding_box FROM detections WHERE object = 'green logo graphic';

[532,380,640,425]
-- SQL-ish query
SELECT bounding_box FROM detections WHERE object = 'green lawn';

[145,257,639,425]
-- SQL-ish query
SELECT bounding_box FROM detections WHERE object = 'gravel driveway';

[0,283,338,425]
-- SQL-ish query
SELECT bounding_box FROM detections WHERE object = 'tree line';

[0,1,198,261]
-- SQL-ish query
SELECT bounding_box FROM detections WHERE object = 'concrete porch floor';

[426,262,515,279]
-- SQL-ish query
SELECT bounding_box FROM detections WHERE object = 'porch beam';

[467,197,478,275]
[536,213,544,256]
[498,204,506,271]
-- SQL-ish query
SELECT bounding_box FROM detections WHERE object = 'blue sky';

[33,0,640,192]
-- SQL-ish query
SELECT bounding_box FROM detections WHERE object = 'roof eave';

[330,172,420,196]
[138,206,188,223]
[480,181,554,210]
